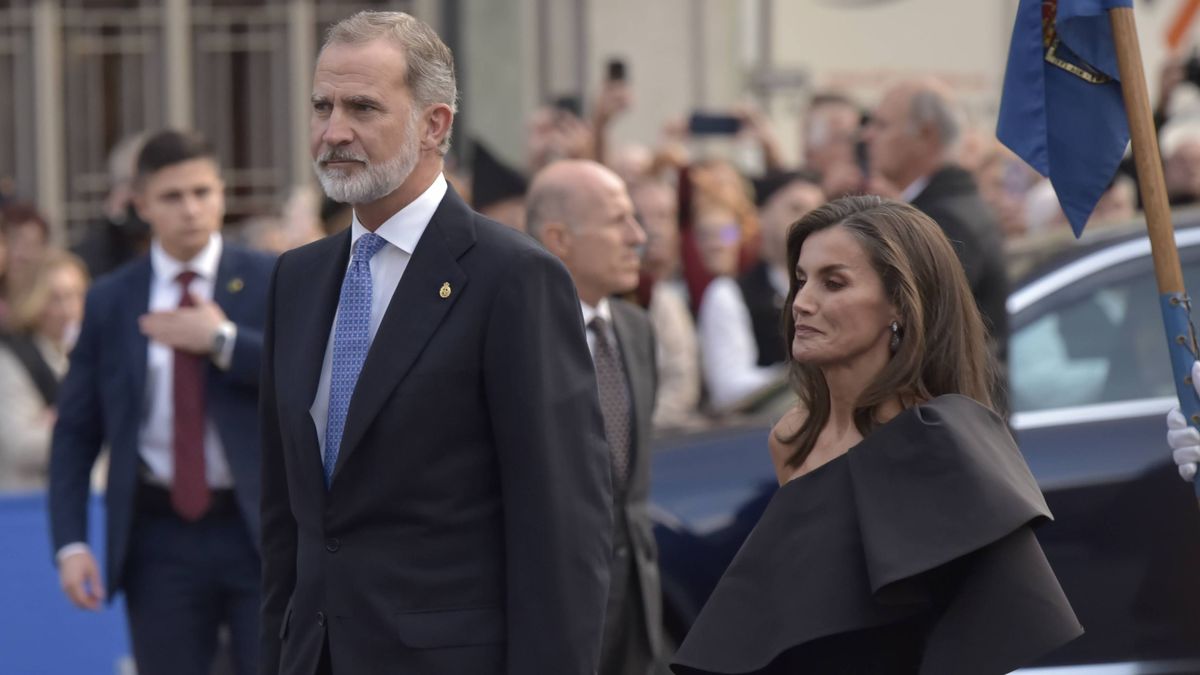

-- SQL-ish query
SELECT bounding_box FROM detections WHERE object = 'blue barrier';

[0,492,131,674]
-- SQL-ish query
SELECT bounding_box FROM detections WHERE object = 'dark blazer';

[258,186,613,675]
[736,261,787,368]
[910,165,1009,364]
[48,243,273,595]
[609,298,664,662]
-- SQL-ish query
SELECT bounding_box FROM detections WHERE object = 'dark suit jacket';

[910,165,1010,364]
[609,298,664,660]
[736,261,787,368]
[48,243,273,595]
[258,186,613,675]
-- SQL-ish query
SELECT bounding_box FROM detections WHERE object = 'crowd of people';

[4,8,1200,674]
[7,43,1200,495]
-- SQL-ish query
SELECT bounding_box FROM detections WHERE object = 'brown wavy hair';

[779,195,998,468]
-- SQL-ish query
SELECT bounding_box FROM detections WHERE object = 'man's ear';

[540,221,572,258]
[917,120,942,148]
[422,103,454,153]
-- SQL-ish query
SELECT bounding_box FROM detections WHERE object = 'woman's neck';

[821,350,901,433]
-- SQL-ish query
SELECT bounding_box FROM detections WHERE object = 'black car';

[651,215,1200,671]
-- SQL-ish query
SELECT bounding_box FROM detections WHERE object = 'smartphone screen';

[689,112,742,136]
[553,95,583,118]
[607,59,627,82]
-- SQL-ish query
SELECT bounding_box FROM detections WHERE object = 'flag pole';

[1110,7,1200,504]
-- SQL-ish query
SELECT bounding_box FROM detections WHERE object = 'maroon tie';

[172,270,210,521]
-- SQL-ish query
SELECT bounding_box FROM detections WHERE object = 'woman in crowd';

[0,251,89,490]
[672,196,1080,674]
[694,198,785,411]
[1,201,51,310]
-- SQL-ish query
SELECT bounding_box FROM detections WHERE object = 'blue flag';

[997,0,1131,237]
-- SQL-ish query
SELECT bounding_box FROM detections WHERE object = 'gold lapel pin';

[439,282,452,299]
[227,278,245,293]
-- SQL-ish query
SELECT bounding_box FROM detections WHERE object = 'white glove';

[1165,361,1200,482]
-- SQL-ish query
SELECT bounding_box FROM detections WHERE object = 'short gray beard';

[314,116,421,205]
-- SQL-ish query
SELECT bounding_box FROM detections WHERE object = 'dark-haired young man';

[48,129,273,675]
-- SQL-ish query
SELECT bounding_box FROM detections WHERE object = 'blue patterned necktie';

[324,232,388,488]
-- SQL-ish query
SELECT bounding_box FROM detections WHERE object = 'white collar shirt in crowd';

[581,297,617,359]
[697,276,785,411]
[767,265,790,299]
[309,172,449,459]
[141,233,234,489]
[900,174,932,203]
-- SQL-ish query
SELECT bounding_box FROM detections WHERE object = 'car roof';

[1008,205,1200,291]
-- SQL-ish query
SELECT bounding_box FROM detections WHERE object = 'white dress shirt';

[697,276,785,411]
[580,297,616,359]
[767,265,790,299]
[309,173,448,459]
[141,234,235,489]
[899,175,932,203]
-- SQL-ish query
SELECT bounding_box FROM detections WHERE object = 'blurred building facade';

[2,0,1181,245]
[0,0,432,242]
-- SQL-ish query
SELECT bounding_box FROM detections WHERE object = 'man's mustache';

[317,149,368,164]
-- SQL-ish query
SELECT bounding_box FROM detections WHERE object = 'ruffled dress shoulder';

[671,394,1083,675]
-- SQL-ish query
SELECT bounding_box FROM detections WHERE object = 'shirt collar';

[899,174,931,203]
[350,173,449,254]
[767,265,790,298]
[150,232,223,284]
[580,297,613,328]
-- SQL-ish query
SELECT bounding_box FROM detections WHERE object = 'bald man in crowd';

[527,160,664,675]
[802,93,866,198]
[865,78,1009,376]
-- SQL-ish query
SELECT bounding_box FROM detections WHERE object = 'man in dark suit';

[741,171,826,368]
[259,12,612,675]
[72,132,152,278]
[528,159,664,675]
[49,129,272,675]
[865,78,1009,372]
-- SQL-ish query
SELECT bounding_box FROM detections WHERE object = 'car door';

[1008,233,1200,669]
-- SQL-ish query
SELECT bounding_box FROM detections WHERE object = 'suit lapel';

[611,301,654,459]
[290,230,351,416]
[333,188,475,479]
[212,246,243,321]
[269,232,347,493]
[124,260,153,403]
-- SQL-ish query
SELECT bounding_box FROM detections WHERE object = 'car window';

[1010,254,1200,413]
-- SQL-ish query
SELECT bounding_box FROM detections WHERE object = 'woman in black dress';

[672,196,1081,675]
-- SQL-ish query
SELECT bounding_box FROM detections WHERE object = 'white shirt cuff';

[56,542,91,566]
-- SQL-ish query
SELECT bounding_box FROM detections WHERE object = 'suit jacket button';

[316,611,326,627]
[325,538,340,553]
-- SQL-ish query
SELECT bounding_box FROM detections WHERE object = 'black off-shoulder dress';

[671,395,1083,675]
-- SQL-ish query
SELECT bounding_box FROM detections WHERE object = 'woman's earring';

[890,321,901,352]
